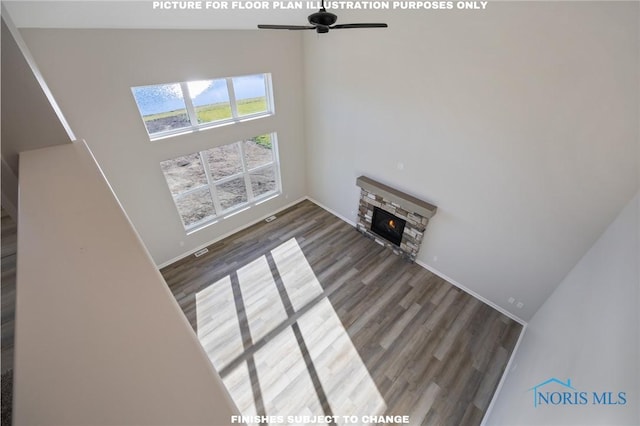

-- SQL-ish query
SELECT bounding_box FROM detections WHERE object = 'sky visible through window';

[190,79,230,109]
[132,74,267,116]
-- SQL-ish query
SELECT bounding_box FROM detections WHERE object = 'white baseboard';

[159,195,528,328]
[305,196,357,227]
[306,197,530,423]
[305,196,526,325]
[414,258,529,425]
[415,259,527,326]
[157,196,308,269]
[158,194,528,424]
[480,323,528,426]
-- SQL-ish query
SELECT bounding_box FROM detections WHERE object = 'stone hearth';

[356,176,437,261]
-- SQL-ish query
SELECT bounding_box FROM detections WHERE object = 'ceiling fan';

[257,0,388,34]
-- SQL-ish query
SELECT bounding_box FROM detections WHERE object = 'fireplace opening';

[371,207,406,246]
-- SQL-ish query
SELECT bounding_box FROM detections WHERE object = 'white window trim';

[134,74,274,141]
[226,78,239,119]
[181,82,200,128]
[166,134,282,233]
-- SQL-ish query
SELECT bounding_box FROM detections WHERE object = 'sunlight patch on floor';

[271,238,324,311]
[195,238,386,425]
[237,255,287,343]
[225,360,259,419]
[297,299,387,420]
[253,327,326,424]
[196,274,243,371]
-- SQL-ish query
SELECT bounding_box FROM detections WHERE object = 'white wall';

[486,193,639,425]
[15,141,240,425]
[303,2,639,320]
[20,28,306,266]
[1,18,71,214]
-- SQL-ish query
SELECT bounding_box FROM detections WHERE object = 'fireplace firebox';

[371,207,406,246]
[356,176,437,261]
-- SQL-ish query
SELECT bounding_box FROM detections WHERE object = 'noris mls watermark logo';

[528,378,627,408]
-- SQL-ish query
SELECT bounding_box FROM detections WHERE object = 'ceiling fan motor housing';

[257,6,386,33]
[309,11,338,26]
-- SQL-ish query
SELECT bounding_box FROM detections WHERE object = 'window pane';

[204,143,243,181]
[160,153,208,196]
[175,188,215,227]
[250,167,277,198]
[188,79,232,124]
[232,74,268,117]
[244,135,273,170]
[132,83,190,134]
[216,177,248,211]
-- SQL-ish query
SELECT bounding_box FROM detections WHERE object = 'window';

[189,79,232,124]
[131,83,190,134]
[160,133,280,231]
[132,74,272,139]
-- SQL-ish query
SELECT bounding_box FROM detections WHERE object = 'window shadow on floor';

[162,200,523,426]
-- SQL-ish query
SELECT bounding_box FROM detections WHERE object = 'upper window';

[132,74,272,139]
[160,133,281,232]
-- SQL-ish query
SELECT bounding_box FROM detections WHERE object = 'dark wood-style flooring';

[161,200,522,426]
[1,207,17,374]
[1,208,17,426]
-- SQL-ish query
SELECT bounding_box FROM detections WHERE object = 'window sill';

[149,112,274,142]
[185,191,281,235]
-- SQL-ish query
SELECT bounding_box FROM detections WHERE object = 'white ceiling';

[3,0,313,29]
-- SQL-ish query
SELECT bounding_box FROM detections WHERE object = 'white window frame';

[133,73,275,141]
[166,133,282,233]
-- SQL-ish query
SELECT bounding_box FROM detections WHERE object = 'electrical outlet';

[265,215,277,223]
[508,297,515,304]
[516,301,524,309]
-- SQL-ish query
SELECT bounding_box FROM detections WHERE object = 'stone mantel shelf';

[356,176,437,219]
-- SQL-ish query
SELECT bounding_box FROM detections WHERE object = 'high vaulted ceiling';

[4,0,312,29]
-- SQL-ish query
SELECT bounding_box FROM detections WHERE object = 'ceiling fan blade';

[257,24,316,30]
[331,23,388,29]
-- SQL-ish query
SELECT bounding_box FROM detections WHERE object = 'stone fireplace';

[356,176,437,261]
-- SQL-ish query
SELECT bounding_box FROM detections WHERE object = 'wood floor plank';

[1,208,17,374]
[408,382,440,425]
[161,200,523,425]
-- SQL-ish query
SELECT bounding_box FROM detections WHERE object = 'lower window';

[160,133,281,231]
